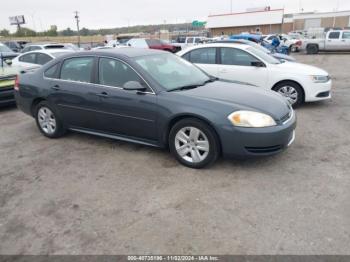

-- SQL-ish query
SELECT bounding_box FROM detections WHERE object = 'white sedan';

[11,49,74,69]
[177,43,332,106]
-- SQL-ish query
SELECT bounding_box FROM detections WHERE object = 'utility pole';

[74,11,80,47]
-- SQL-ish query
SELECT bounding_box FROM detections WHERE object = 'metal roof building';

[206,9,285,36]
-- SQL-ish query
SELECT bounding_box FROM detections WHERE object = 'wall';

[210,24,282,36]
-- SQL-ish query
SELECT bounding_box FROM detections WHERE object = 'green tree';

[80,27,90,36]
[0,29,10,36]
[15,27,36,37]
[61,27,75,36]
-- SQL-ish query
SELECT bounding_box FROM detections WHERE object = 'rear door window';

[60,57,94,83]
[36,53,52,65]
[188,47,216,64]
[328,32,341,39]
[44,63,60,79]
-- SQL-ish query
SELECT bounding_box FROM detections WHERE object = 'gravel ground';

[0,53,349,255]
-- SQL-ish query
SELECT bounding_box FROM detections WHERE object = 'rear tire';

[273,81,304,108]
[306,44,319,54]
[35,101,66,138]
[169,118,219,169]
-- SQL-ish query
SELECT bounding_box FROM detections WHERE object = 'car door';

[90,57,158,141]
[216,47,269,87]
[340,32,350,51]
[46,56,102,129]
[326,32,342,50]
[183,47,218,77]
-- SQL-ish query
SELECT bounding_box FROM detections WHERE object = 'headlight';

[228,111,277,128]
[311,75,330,83]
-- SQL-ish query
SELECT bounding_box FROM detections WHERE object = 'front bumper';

[304,80,332,102]
[219,112,297,158]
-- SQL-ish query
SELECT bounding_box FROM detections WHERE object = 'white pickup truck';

[303,30,350,54]
[172,36,206,51]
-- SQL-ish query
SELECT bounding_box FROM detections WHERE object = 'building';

[206,8,285,36]
[287,10,350,32]
[206,8,350,36]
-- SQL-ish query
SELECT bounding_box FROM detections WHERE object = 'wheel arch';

[163,113,222,155]
[31,97,46,116]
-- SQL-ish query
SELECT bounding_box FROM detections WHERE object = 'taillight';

[14,75,19,91]
[296,40,302,46]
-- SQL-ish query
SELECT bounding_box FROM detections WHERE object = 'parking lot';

[0,53,349,255]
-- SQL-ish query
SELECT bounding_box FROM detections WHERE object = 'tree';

[61,27,75,36]
[80,27,90,36]
[14,27,36,37]
[0,29,10,36]
[46,25,58,36]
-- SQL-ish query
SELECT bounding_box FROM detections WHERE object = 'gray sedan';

[15,49,296,168]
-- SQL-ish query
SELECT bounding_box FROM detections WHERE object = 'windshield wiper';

[203,77,219,85]
[168,84,201,92]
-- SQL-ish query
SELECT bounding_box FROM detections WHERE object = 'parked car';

[303,30,350,54]
[264,34,302,52]
[210,39,296,62]
[3,40,30,52]
[178,44,332,107]
[21,43,66,53]
[0,43,19,61]
[15,49,296,168]
[0,62,34,106]
[127,38,178,53]
[230,33,263,43]
[12,49,74,68]
[172,36,206,50]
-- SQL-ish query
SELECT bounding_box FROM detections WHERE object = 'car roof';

[179,43,250,53]
[19,49,74,56]
[72,48,168,58]
[25,42,64,47]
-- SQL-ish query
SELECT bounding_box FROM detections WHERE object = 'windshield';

[0,44,13,53]
[134,53,210,91]
[247,47,281,64]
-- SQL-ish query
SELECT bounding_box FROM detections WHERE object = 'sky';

[1,0,350,32]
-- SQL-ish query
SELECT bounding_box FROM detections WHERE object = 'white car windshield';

[134,53,210,91]
[247,47,281,64]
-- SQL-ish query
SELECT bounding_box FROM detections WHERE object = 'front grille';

[245,145,282,154]
[280,112,291,123]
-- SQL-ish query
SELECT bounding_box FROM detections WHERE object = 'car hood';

[272,61,328,75]
[0,52,19,58]
[177,81,291,121]
[272,53,296,62]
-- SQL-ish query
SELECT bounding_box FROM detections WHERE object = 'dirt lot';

[0,53,349,255]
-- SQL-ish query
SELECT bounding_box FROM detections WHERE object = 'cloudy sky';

[1,0,350,32]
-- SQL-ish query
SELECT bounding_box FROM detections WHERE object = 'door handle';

[51,84,60,90]
[96,92,109,98]
[219,69,228,73]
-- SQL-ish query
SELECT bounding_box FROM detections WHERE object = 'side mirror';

[4,59,12,66]
[123,81,147,92]
[251,61,265,67]
[128,43,131,47]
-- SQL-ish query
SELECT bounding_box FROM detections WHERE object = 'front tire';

[306,44,319,54]
[35,101,66,138]
[169,118,219,169]
[273,81,304,108]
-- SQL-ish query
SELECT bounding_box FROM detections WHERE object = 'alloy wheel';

[174,127,210,163]
[38,107,57,135]
[277,85,298,105]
